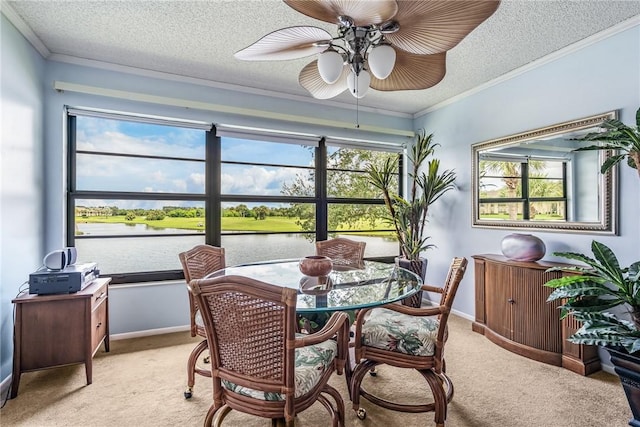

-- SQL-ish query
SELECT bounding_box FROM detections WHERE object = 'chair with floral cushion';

[299,237,367,334]
[350,257,468,427]
[189,274,350,427]
[179,244,226,399]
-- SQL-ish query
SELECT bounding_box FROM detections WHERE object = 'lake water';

[74,223,398,275]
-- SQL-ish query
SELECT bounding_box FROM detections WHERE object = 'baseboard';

[451,308,474,321]
[1,374,12,406]
[110,325,190,341]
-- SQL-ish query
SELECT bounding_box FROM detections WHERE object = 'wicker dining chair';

[178,244,226,399]
[189,275,350,427]
[350,257,468,427]
[299,237,367,334]
[315,237,366,267]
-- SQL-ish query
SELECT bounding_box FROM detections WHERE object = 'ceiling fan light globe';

[368,44,396,80]
[317,49,343,84]
[347,70,370,99]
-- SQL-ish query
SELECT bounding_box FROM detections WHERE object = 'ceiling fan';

[235,0,501,100]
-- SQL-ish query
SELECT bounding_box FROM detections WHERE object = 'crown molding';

[53,81,415,138]
[1,1,50,57]
[415,15,640,118]
[47,53,412,120]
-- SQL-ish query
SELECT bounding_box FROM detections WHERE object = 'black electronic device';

[29,262,99,295]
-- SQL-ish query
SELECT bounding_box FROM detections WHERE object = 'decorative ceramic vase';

[299,255,333,277]
[500,233,546,262]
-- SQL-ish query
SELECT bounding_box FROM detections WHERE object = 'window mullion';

[208,130,221,247]
[316,138,328,241]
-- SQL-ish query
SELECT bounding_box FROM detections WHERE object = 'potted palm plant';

[366,130,456,307]
[545,107,640,425]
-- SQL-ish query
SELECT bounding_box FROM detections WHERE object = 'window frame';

[478,158,568,221]
[66,110,403,284]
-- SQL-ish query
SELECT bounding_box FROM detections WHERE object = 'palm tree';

[479,159,545,220]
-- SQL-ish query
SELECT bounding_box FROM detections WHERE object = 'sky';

[75,116,315,209]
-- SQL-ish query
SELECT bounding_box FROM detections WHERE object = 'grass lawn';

[76,215,395,234]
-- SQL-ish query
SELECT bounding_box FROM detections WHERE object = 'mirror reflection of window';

[471,111,617,234]
[479,157,567,222]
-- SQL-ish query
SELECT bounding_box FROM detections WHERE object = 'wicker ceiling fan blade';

[385,0,501,55]
[234,26,332,61]
[299,60,349,99]
[284,0,398,26]
[370,50,446,91]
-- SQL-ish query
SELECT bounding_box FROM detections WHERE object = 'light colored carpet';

[0,315,630,427]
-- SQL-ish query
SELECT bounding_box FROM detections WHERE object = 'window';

[478,157,567,221]
[325,145,400,258]
[67,109,402,283]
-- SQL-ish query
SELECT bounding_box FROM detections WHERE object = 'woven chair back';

[179,245,226,337]
[434,257,468,349]
[439,257,468,314]
[179,245,226,282]
[190,275,298,393]
[315,237,366,266]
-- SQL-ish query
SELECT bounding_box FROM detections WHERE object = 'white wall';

[0,14,45,381]
[414,24,640,326]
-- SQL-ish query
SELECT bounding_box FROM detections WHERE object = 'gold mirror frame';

[471,112,618,234]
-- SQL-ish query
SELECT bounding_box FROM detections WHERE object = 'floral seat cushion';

[222,335,337,401]
[361,307,439,356]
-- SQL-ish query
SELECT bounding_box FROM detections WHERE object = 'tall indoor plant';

[545,107,640,425]
[366,130,456,307]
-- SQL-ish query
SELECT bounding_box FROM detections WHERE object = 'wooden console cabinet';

[10,278,111,398]
[472,254,600,375]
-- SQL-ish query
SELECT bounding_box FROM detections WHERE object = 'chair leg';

[421,370,448,426]
[205,403,231,427]
[322,384,346,427]
[317,394,339,427]
[350,359,377,420]
[185,339,209,398]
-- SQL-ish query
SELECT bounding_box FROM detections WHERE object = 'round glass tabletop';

[208,259,423,313]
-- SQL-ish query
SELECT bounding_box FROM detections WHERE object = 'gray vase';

[501,233,546,262]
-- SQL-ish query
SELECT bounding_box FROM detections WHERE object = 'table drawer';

[91,282,108,309]
[91,295,108,353]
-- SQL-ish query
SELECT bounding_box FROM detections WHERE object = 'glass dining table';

[204,259,422,425]
[206,258,423,313]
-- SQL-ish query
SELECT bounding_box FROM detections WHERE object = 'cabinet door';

[510,267,562,353]
[484,262,513,339]
[19,299,85,369]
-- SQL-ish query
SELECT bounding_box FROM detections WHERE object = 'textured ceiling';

[5,0,640,116]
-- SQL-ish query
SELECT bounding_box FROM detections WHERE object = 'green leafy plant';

[572,107,640,179]
[545,240,640,353]
[365,130,456,261]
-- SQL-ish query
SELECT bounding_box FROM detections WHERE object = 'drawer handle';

[95,292,106,301]
[96,322,102,328]
[507,298,515,304]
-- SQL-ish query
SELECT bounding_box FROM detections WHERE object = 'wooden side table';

[472,254,600,375]
[10,277,111,398]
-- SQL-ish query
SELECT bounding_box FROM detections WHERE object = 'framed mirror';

[471,111,617,234]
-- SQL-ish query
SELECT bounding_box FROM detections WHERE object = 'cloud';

[221,165,307,195]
